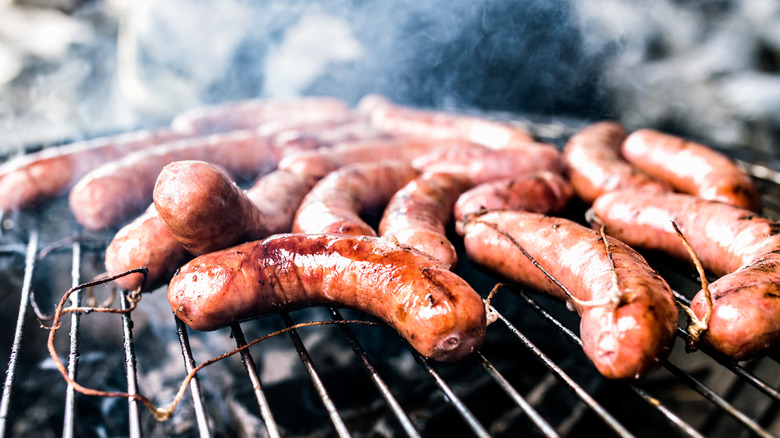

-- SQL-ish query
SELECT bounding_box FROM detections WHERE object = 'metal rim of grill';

[0,120,779,437]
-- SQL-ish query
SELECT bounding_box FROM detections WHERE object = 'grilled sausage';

[104,204,192,292]
[69,130,277,230]
[562,121,670,204]
[379,172,473,269]
[453,171,574,234]
[621,129,761,211]
[461,211,678,379]
[278,138,480,181]
[0,128,185,212]
[168,233,487,362]
[411,142,563,185]
[357,94,534,149]
[591,189,780,360]
[170,96,352,135]
[293,161,420,236]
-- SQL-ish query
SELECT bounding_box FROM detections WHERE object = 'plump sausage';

[453,171,574,234]
[168,233,487,362]
[69,130,277,230]
[411,142,563,185]
[379,172,473,269]
[104,204,192,292]
[170,96,352,135]
[621,129,761,211]
[562,121,670,204]
[357,94,534,149]
[0,128,185,212]
[591,189,780,360]
[461,211,678,380]
[278,138,480,181]
[293,161,420,236]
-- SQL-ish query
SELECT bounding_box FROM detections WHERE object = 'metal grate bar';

[475,350,559,438]
[627,384,705,438]
[411,351,491,438]
[280,312,351,437]
[230,323,281,438]
[174,317,212,438]
[61,240,82,438]
[0,229,38,438]
[328,307,422,438]
[491,302,634,437]
[121,291,142,438]
[662,359,775,438]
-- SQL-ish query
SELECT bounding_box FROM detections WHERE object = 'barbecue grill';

[0,118,779,438]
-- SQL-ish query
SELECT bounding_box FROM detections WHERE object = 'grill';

[0,119,779,438]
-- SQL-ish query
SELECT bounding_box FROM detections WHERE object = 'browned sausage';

[69,130,277,230]
[170,96,352,135]
[412,142,563,184]
[357,94,534,149]
[453,171,574,234]
[104,204,192,292]
[278,138,481,181]
[168,233,487,362]
[379,172,473,269]
[562,121,670,204]
[461,211,678,379]
[621,129,761,211]
[293,161,420,236]
[591,189,780,360]
[0,128,185,212]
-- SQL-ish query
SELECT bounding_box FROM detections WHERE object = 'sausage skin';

[562,121,669,204]
[168,233,487,362]
[591,190,780,359]
[293,161,420,236]
[621,129,761,211]
[104,204,192,292]
[453,171,574,234]
[379,172,473,269]
[462,211,678,379]
[70,130,277,230]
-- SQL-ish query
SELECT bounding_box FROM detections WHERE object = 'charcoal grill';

[0,118,779,438]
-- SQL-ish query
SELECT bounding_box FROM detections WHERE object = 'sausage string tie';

[670,221,713,351]
[473,219,619,310]
[45,268,383,422]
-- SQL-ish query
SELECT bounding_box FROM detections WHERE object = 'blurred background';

[0,0,778,155]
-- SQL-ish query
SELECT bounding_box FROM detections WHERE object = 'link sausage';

[462,211,678,379]
[168,233,487,362]
[591,189,780,359]
[621,129,761,211]
[562,121,669,204]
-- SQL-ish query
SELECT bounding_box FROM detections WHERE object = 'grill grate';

[1,125,780,437]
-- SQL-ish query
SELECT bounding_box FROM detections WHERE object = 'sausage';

[154,161,317,256]
[562,121,670,204]
[621,129,761,211]
[453,171,574,234]
[168,233,487,362]
[379,172,473,269]
[357,94,534,149]
[293,161,420,236]
[69,130,277,230]
[0,128,185,212]
[170,96,352,135]
[104,204,192,292]
[412,142,563,184]
[278,138,480,181]
[461,211,678,379]
[590,189,780,360]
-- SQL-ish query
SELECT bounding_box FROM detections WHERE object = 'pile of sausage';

[1,96,775,380]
